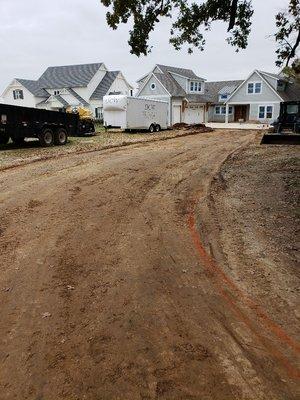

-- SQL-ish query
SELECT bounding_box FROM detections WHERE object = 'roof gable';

[137,73,171,97]
[16,79,49,98]
[226,70,284,102]
[39,62,103,89]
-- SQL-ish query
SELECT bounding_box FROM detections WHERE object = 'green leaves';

[100,0,299,68]
[274,0,300,68]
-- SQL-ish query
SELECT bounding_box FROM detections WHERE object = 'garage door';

[172,105,181,125]
[185,106,204,124]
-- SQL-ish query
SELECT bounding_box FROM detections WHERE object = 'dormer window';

[219,94,228,101]
[247,82,262,94]
[13,89,24,100]
[190,81,202,92]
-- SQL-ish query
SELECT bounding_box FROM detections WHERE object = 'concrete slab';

[206,122,270,130]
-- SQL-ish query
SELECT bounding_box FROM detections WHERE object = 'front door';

[234,105,247,122]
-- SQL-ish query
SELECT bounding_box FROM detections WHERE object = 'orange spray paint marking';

[188,204,300,378]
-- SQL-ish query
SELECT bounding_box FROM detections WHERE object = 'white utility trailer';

[103,95,168,132]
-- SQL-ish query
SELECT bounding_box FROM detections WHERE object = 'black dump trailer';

[0,104,95,147]
[261,101,300,145]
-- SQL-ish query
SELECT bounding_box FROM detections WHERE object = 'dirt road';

[0,130,299,399]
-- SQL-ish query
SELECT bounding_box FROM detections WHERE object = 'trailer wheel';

[0,133,9,145]
[39,128,54,147]
[155,124,161,132]
[149,124,155,134]
[54,128,68,145]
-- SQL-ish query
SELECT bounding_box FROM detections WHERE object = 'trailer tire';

[39,128,54,147]
[155,124,161,132]
[0,133,9,145]
[149,124,155,134]
[54,128,68,145]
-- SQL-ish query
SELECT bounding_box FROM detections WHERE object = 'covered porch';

[225,103,250,123]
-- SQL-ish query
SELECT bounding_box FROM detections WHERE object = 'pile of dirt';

[172,122,189,129]
[172,122,213,132]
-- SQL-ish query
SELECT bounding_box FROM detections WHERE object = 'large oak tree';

[100,0,300,70]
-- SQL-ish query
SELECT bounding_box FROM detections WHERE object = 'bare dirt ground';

[0,129,299,400]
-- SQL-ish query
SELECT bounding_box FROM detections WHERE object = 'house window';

[266,105,273,118]
[215,106,233,115]
[150,83,156,90]
[248,82,262,94]
[54,90,60,95]
[95,107,103,120]
[13,89,24,100]
[190,81,202,92]
[258,105,273,119]
[255,82,262,93]
[219,94,228,101]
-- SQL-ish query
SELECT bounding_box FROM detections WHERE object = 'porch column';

[225,103,229,124]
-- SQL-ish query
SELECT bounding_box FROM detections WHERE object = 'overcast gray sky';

[0,0,288,93]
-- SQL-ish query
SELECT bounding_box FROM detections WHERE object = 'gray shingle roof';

[185,93,214,103]
[258,70,288,82]
[279,81,300,101]
[55,94,69,107]
[16,79,49,98]
[219,85,239,95]
[90,71,119,100]
[39,63,103,89]
[153,72,186,97]
[157,64,205,80]
[257,71,300,101]
[67,88,89,106]
[204,80,243,103]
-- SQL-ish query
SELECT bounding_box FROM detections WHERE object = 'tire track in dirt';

[188,142,300,379]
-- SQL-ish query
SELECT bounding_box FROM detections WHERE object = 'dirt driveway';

[0,130,299,400]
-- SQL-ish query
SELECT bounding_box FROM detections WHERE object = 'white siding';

[138,75,170,97]
[108,74,132,95]
[207,105,235,122]
[1,80,40,108]
[249,102,280,123]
